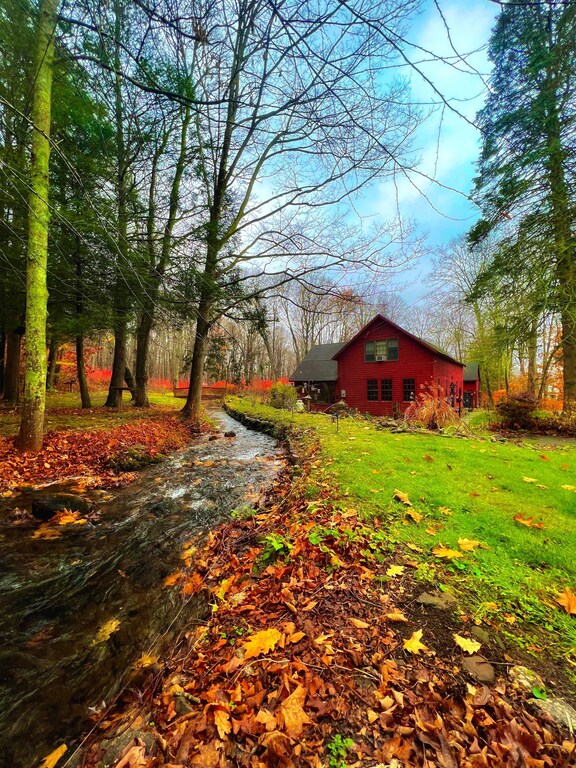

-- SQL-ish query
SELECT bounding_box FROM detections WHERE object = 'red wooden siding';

[335,317,438,416]
[463,380,480,408]
[432,358,464,408]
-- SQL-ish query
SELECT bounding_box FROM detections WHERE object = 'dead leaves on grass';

[556,587,576,615]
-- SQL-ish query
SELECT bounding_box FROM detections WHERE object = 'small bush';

[404,382,459,430]
[269,381,297,409]
[495,393,539,430]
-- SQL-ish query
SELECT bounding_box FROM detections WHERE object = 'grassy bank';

[226,396,576,674]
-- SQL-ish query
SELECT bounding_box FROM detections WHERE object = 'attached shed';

[463,362,481,409]
[289,342,345,405]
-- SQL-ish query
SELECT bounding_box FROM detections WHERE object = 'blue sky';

[378,0,500,300]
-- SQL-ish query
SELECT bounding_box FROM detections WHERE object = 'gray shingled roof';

[289,342,345,382]
[464,362,480,382]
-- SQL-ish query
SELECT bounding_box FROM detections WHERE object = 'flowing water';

[0,411,280,768]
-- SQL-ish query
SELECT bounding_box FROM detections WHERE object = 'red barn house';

[290,314,469,416]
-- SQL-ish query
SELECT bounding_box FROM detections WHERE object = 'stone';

[470,626,491,645]
[31,493,90,521]
[208,435,219,441]
[101,730,155,767]
[416,590,458,610]
[462,655,495,684]
[509,665,545,693]
[224,430,236,438]
[532,697,576,733]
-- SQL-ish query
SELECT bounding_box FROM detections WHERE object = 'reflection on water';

[0,412,279,768]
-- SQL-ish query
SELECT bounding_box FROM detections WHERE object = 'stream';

[0,411,280,768]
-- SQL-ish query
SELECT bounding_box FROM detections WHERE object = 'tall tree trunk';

[105,0,130,409]
[76,335,91,408]
[526,319,538,399]
[134,309,153,406]
[46,338,58,389]
[18,0,58,451]
[124,365,136,399]
[182,312,210,422]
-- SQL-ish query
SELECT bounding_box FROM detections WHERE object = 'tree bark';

[76,335,92,408]
[0,330,5,395]
[134,310,153,406]
[124,365,136,399]
[526,319,538,399]
[18,0,58,451]
[182,310,210,422]
[46,338,58,389]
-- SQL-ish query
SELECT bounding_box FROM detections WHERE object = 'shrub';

[269,381,297,409]
[403,382,459,430]
[495,392,539,430]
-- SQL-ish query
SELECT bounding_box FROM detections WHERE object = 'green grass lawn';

[0,390,183,437]
[227,396,576,667]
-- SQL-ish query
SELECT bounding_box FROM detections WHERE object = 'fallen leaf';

[278,685,312,738]
[403,629,427,655]
[432,546,463,559]
[561,484,576,492]
[92,618,121,645]
[513,514,544,529]
[438,506,452,516]
[214,708,231,739]
[367,709,379,723]
[133,653,158,670]
[255,708,278,731]
[453,634,482,654]
[114,741,148,768]
[350,618,370,629]
[557,587,576,615]
[163,571,182,587]
[406,509,422,524]
[32,525,62,540]
[458,538,481,552]
[190,740,221,768]
[243,628,283,659]
[423,454,434,462]
[523,477,537,484]
[288,631,306,644]
[39,744,67,768]
[393,489,412,506]
[386,611,408,622]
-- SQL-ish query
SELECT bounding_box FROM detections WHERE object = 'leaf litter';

[75,432,575,768]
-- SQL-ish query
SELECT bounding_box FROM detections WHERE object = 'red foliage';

[0,414,199,492]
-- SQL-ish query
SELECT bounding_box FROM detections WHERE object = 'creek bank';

[75,408,575,768]
[1,411,281,768]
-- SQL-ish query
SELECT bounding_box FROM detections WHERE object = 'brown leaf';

[278,685,312,738]
[513,514,544,529]
[557,587,576,615]
[214,707,231,739]
[190,741,221,768]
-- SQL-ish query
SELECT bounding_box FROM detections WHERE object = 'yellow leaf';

[561,485,576,492]
[393,489,412,506]
[438,506,452,516]
[92,618,121,645]
[32,525,62,540]
[557,587,576,615]
[214,708,231,739]
[432,546,463,559]
[453,634,482,654]
[39,744,67,768]
[56,511,86,525]
[403,629,427,655]
[243,628,282,659]
[288,631,306,644]
[458,538,481,552]
[350,618,370,629]
[523,477,537,483]
[255,708,278,731]
[163,570,182,587]
[386,565,405,577]
[367,709,379,723]
[406,509,422,524]
[215,577,233,601]
[278,685,312,738]
[133,654,158,670]
[386,611,408,623]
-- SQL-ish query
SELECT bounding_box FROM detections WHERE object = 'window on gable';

[365,338,399,362]
[403,378,415,402]
[381,379,393,401]
[367,379,378,401]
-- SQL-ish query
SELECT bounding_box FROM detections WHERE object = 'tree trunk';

[0,330,5,394]
[526,319,538,399]
[76,335,91,408]
[134,308,153,407]
[46,338,58,389]
[124,365,136,400]
[18,0,58,451]
[105,317,127,407]
[182,311,210,422]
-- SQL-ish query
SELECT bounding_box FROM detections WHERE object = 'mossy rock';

[106,447,165,472]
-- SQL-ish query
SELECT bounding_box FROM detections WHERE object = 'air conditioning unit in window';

[375,354,385,361]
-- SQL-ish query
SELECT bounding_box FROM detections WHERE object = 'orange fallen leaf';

[557,587,576,615]
[406,509,422,524]
[386,611,408,622]
[513,514,544,529]
[214,708,231,739]
[243,628,283,659]
[39,744,67,768]
[350,618,370,629]
[288,631,306,644]
[163,571,182,587]
[278,685,312,738]
[458,538,481,552]
[403,629,427,655]
[190,740,221,768]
